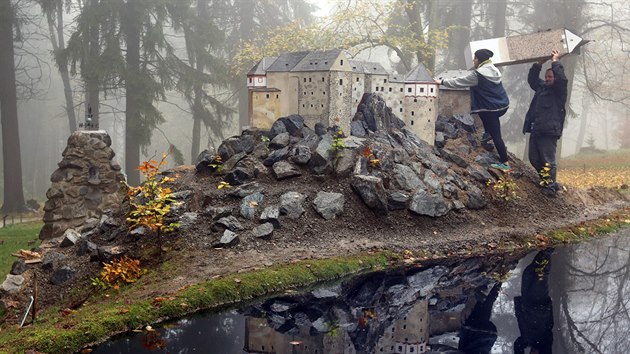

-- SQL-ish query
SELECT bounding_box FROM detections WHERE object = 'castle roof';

[292,49,343,72]
[266,51,310,72]
[349,60,389,75]
[404,63,434,83]
[247,57,277,76]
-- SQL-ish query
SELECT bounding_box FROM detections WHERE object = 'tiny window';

[321,104,324,107]
[276,94,279,98]
[408,87,412,93]
[323,91,326,95]
[302,104,305,107]
[309,77,312,82]
[304,78,307,82]
[310,104,313,107]
[339,79,343,85]
[411,120,414,125]
[420,87,425,93]
[322,77,325,82]
[311,92,314,95]
[411,111,415,116]
[389,87,392,92]
[266,94,269,99]
[400,108,403,112]
[430,88,434,93]
[429,108,431,111]
[384,79,387,83]
[248,78,252,83]
[414,98,418,102]
[356,77,360,82]
[400,88,403,92]
[340,59,344,65]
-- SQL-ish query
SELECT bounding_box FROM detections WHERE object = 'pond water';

[91,228,630,354]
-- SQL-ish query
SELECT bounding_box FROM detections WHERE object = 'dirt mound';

[2,113,628,322]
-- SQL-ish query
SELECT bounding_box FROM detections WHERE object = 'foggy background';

[0,0,628,209]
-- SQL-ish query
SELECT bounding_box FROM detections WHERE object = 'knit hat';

[474,49,494,62]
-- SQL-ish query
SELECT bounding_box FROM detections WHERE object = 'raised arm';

[550,50,568,105]
[528,63,543,91]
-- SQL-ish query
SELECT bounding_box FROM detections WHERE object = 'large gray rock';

[408,190,451,217]
[353,93,405,133]
[240,192,264,220]
[272,161,302,180]
[280,192,306,219]
[391,164,424,191]
[312,192,345,220]
[350,175,388,213]
[1,274,24,294]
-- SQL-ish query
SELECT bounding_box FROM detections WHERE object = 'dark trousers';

[528,134,558,183]
[478,109,508,163]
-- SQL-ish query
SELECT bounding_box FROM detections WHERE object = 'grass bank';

[0,221,42,276]
[1,208,629,354]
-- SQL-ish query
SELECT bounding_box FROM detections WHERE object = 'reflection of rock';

[242,255,520,354]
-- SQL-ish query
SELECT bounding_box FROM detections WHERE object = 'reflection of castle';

[247,49,439,144]
[243,299,429,354]
[244,317,356,354]
[375,299,430,354]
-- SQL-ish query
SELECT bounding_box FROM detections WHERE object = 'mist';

[0,0,628,209]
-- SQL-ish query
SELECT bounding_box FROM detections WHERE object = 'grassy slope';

[0,222,42,276]
[558,149,630,189]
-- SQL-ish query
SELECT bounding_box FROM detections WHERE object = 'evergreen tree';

[0,0,27,213]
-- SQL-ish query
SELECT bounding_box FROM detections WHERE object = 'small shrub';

[92,256,146,290]
[331,130,346,157]
[126,153,180,235]
[487,171,519,201]
[539,163,553,187]
[362,145,380,168]
[208,154,224,173]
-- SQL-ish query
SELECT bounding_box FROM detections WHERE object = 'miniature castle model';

[247,49,439,144]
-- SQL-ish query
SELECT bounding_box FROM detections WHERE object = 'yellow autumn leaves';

[557,168,630,189]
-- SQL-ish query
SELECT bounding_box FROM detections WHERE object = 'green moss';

[0,252,392,354]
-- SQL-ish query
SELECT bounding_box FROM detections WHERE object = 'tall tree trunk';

[190,0,207,162]
[124,0,141,186]
[425,0,439,73]
[492,0,507,37]
[47,3,77,132]
[237,0,254,130]
[85,0,100,128]
[445,0,472,70]
[574,95,589,155]
[0,0,26,213]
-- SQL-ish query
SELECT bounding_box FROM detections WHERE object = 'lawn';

[558,149,630,189]
[0,221,42,277]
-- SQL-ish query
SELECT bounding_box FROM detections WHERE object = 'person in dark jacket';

[436,49,511,171]
[523,49,568,197]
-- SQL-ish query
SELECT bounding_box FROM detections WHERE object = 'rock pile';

[39,131,126,240]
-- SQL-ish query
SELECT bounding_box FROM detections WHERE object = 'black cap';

[474,49,494,62]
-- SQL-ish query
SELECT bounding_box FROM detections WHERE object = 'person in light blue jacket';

[436,49,511,172]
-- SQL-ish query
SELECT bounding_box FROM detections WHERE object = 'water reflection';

[90,229,630,354]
